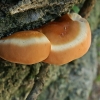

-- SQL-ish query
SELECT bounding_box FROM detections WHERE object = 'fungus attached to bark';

[0,13,91,65]
[0,31,51,64]
[36,13,91,65]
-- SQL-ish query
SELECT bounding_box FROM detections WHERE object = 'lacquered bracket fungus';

[36,13,91,65]
[0,13,91,65]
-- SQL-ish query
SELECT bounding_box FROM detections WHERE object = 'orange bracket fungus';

[36,13,91,65]
[0,31,51,64]
[0,13,91,65]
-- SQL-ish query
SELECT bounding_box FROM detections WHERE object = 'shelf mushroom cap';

[37,13,91,65]
[0,31,51,64]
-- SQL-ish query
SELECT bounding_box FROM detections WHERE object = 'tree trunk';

[0,0,99,100]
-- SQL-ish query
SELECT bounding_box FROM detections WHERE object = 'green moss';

[95,75,100,82]
[72,6,80,13]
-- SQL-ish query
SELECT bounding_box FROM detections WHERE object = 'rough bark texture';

[0,0,99,100]
[0,0,82,38]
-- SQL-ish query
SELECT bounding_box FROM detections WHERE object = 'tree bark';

[0,0,99,100]
[0,0,82,38]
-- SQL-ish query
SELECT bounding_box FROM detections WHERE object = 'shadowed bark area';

[79,0,96,18]
[0,0,99,100]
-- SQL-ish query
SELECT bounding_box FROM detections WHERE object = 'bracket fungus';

[36,13,91,65]
[0,31,51,64]
[0,13,91,65]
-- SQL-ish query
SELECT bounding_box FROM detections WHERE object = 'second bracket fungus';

[0,31,51,64]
